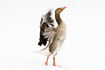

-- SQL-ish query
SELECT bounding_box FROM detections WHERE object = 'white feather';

[34,47,51,56]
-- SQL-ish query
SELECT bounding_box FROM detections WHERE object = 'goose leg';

[45,56,49,66]
[53,56,56,66]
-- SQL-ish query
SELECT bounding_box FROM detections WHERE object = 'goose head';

[55,7,66,14]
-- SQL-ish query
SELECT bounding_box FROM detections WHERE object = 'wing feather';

[38,10,55,46]
[43,28,56,42]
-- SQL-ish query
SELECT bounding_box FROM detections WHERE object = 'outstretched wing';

[43,27,56,45]
[38,10,55,46]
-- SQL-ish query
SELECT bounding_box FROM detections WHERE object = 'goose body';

[37,7,66,66]
[49,21,66,56]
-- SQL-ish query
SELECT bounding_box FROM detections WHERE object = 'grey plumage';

[36,7,66,66]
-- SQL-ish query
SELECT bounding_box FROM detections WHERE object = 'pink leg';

[45,56,49,66]
[53,57,56,66]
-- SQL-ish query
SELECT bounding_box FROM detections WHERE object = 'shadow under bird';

[37,7,67,66]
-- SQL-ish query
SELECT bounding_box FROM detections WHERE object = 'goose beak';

[61,7,66,10]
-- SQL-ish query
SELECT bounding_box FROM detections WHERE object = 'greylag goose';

[38,7,66,66]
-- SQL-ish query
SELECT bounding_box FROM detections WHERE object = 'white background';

[0,0,105,70]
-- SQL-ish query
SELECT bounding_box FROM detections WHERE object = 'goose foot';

[53,64,56,66]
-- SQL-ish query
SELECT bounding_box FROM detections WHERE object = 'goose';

[37,7,66,66]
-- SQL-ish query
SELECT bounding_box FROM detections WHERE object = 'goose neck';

[55,13,62,25]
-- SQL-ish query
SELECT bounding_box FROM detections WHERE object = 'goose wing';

[43,27,56,45]
[38,10,55,46]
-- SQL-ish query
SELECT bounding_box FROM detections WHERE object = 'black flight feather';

[38,10,54,46]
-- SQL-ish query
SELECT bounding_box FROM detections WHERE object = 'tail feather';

[34,48,51,56]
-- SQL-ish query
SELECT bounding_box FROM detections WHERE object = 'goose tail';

[34,47,51,56]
